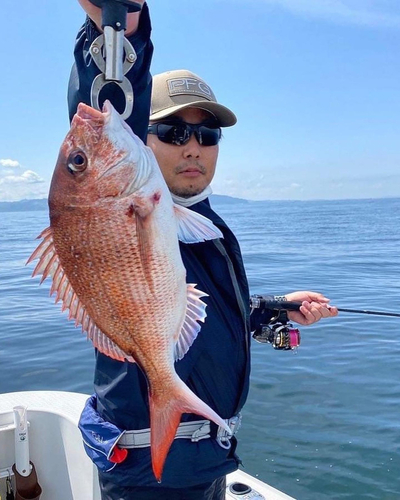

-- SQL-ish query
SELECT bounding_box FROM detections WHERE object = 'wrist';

[125,12,142,36]
[125,0,146,35]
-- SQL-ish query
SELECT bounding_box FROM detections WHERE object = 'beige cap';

[150,69,237,127]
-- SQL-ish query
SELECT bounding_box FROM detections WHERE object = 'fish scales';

[51,206,183,357]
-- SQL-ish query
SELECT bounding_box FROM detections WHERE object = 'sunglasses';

[148,121,222,146]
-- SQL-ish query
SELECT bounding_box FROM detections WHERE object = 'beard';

[170,185,204,198]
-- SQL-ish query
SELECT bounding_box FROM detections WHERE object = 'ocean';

[1,197,399,499]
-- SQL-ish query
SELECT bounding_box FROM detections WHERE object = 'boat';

[0,391,295,499]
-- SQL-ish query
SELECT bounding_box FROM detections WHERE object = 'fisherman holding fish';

[30,1,337,499]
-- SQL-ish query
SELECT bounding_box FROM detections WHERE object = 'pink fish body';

[28,102,229,481]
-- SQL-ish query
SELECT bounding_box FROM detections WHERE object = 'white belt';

[118,414,242,451]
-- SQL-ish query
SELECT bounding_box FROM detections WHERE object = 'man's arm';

[68,0,153,142]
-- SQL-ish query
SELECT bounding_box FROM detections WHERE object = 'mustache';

[175,161,206,175]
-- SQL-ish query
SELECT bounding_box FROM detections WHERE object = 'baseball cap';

[150,69,237,127]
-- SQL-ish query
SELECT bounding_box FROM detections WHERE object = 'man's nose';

[182,134,201,159]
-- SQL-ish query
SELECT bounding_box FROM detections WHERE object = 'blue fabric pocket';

[78,395,125,472]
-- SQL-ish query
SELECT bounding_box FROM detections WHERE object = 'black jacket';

[68,4,272,488]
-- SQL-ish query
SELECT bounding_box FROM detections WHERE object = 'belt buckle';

[216,413,242,450]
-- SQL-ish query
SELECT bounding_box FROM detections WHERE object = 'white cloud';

[0,159,20,168]
[0,170,43,185]
[0,159,48,201]
[252,0,400,27]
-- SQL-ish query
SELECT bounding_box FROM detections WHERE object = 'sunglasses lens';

[197,126,221,146]
[150,123,221,146]
[156,124,190,146]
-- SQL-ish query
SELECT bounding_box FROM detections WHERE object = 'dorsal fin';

[174,284,208,361]
[27,227,134,363]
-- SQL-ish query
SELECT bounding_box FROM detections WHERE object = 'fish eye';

[67,151,87,174]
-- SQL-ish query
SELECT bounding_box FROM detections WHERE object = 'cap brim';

[149,101,237,127]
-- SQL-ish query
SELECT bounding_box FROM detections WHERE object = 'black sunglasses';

[148,121,222,146]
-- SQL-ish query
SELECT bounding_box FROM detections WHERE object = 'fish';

[27,101,230,482]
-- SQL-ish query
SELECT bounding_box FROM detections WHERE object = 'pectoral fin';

[174,204,223,243]
[174,284,208,361]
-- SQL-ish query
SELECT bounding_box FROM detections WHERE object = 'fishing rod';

[260,299,400,318]
[249,296,400,351]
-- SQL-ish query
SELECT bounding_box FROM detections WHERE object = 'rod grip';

[262,300,302,311]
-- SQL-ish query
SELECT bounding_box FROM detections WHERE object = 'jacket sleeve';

[67,3,153,143]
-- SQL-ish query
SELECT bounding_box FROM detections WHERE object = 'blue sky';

[1,0,399,201]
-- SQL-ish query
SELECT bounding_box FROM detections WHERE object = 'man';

[70,2,337,499]
[148,68,335,328]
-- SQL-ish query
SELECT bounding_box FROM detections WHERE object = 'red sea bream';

[27,101,230,481]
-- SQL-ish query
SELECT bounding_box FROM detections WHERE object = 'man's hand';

[78,0,145,35]
[285,291,338,325]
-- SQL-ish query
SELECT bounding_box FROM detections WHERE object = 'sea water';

[1,197,399,499]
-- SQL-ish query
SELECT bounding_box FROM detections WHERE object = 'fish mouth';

[76,103,105,120]
[75,101,112,131]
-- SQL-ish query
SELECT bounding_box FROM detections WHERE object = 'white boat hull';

[0,391,295,500]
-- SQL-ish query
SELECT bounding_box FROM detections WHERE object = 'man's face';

[147,107,219,198]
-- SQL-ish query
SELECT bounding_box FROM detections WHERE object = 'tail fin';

[149,378,230,482]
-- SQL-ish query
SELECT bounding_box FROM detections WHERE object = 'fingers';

[281,290,338,325]
[326,304,338,316]
[298,301,338,325]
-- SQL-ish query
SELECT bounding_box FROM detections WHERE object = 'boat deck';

[0,391,295,499]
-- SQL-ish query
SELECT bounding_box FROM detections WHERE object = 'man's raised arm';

[68,0,153,142]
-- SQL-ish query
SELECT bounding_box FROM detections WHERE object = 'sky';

[1,0,399,201]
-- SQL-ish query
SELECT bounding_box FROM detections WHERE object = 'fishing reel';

[250,296,400,350]
[250,296,301,350]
